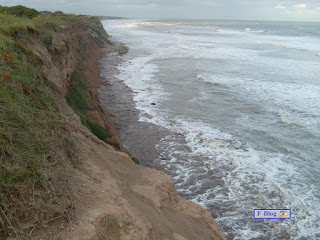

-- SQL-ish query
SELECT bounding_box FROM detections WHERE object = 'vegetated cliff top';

[0,6,226,240]
[0,6,111,238]
[0,5,106,35]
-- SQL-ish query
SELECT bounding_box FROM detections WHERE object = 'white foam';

[278,113,299,125]
[196,72,242,85]
[153,117,320,239]
[240,79,320,129]
[115,54,171,122]
[197,73,217,84]
[101,19,320,239]
[115,20,174,29]
[255,35,320,53]
[215,28,242,35]
[257,40,284,47]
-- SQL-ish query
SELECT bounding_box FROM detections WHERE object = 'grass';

[0,13,36,37]
[63,39,70,52]
[103,216,121,228]
[90,216,130,240]
[66,72,111,141]
[0,5,40,19]
[0,11,62,237]
[0,6,116,237]
[32,13,63,31]
[132,157,140,165]
[66,72,91,125]
[0,6,107,52]
[87,120,111,140]
[0,6,95,238]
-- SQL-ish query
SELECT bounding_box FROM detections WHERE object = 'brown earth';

[16,15,226,240]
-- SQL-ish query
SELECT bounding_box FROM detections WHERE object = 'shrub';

[0,5,40,19]
[132,157,140,165]
[87,120,111,140]
[66,72,90,113]
[41,34,53,49]
[66,72,111,140]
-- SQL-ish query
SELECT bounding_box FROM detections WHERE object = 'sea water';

[101,19,320,239]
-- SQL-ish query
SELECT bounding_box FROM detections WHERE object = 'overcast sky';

[1,0,320,22]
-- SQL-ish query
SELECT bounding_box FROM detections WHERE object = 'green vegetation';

[103,216,121,228]
[0,5,112,143]
[87,120,111,140]
[63,39,70,52]
[0,5,109,53]
[0,8,62,238]
[90,216,130,240]
[132,157,140,165]
[0,13,36,37]
[66,72,111,141]
[66,72,91,125]
[0,6,114,237]
[0,5,40,19]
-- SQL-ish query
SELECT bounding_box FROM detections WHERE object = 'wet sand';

[97,51,237,239]
[97,51,224,207]
[98,52,169,169]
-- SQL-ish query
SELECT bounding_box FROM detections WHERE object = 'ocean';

[100,19,320,239]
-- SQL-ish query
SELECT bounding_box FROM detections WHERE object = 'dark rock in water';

[278,230,291,240]
[296,236,309,240]
[251,236,268,240]
[151,102,156,105]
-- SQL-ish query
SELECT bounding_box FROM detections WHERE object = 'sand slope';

[16,13,225,240]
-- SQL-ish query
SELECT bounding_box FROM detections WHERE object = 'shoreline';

[96,43,229,239]
[58,32,226,240]
[98,18,319,240]
[98,50,170,169]
[96,44,228,221]
[0,7,226,239]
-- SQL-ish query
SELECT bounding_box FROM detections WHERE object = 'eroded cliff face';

[17,15,109,95]
[17,13,225,240]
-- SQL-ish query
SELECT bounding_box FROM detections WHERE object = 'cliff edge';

[0,6,225,240]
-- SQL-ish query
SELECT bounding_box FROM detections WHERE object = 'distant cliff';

[0,6,225,240]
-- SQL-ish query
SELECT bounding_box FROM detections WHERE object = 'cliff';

[0,6,225,240]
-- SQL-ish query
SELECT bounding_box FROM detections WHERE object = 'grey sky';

[1,0,320,21]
